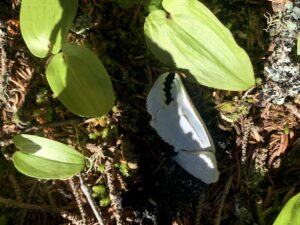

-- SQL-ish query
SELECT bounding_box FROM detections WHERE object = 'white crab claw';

[172,151,219,184]
[147,74,168,116]
[146,72,219,184]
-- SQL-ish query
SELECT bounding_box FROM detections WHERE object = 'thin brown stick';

[256,196,265,225]
[105,160,123,225]
[18,181,38,225]
[116,172,128,191]
[0,24,7,106]
[79,174,105,225]
[0,195,80,221]
[194,192,206,225]
[241,118,253,165]
[285,103,300,119]
[8,174,22,202]
[69,178,87,225]
[214,176,233,225]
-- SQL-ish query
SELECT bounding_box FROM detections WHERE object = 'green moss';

[92,183,111,207]
[99,197,111,207]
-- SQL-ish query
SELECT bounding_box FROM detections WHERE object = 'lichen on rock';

[262,1,300,105]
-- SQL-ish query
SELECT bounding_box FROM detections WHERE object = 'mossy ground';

[1,0,300,225]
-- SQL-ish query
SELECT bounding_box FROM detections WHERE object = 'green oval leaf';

[144,0,255,91]
[297,33,300,56]
[46,44,115,117]
[13,134,86,179]
[273,192,300,225]
[20,0,78,58]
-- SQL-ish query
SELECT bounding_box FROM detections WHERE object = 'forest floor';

[1,0,300,225]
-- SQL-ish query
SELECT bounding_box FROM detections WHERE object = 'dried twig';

[105,160,123,225]
[241,118,253,165]
[0,195,80,222]
[0,22,7,106]
[215,176,233,225]
[24,118,82,132]
[18,181,39,225]
[194,192,206,225]
[268,132,288,167]
[116,172,128,191]
[285,103,300,119]
[69,178,87,225]
[255,196,265,225]
[78,174,105,225]
[8,173,22,202]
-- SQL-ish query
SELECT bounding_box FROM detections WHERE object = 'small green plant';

[14,0,116,179]
[13,134,86,179]
[115,162,130,177]
[273,192,300,225]
[217,98,252,124]
[92,184,111,207]
[20,0,115,117]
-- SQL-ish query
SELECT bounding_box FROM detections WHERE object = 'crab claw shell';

[147,72,219,183]
[147,72,214,152]
[170,73,215,151]
[172,150,219,184]
[147,73,168,116]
